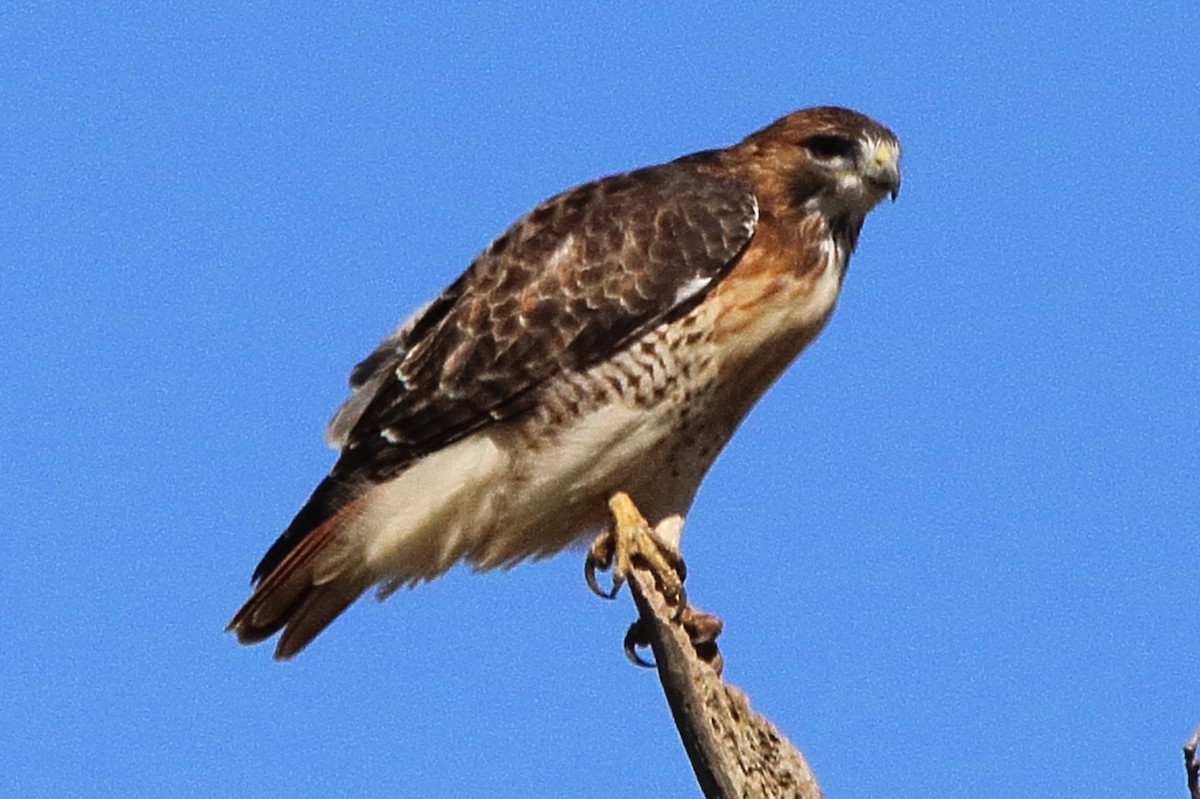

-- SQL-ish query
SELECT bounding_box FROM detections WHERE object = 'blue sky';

[3,4,1197,797]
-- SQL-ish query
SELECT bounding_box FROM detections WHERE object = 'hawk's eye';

[802,134,855,161]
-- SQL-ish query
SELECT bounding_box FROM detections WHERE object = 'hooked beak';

[866,142,901,201]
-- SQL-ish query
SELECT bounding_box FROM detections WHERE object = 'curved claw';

[584,556,622,599]
[585,529,621,599]
[623,620,655,668]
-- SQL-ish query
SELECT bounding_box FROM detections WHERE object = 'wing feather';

[334,160,758,481]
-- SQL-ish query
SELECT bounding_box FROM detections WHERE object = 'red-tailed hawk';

[229,106,901,659]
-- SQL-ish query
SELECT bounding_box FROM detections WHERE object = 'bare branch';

[624,559,823,799]
[1185,724,1200,799]
[593,493,822,798]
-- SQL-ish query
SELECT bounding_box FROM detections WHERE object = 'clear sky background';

[3,4,1197,797]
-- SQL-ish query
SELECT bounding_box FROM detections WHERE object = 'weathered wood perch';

[593,495,1197,799]
[593,493,823,799]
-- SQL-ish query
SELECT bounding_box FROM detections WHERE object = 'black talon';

[623,620,654,668]
[584,557,622,599]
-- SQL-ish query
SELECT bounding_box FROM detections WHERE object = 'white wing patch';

[673,275,713,306]
[673,196,757,308]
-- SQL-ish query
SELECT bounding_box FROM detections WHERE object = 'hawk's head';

[738,106,901,233]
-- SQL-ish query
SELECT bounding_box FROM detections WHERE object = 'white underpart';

[361,431,512,583]
[360,397,668,590]
[524,402,670,506]
[806,241,845,320]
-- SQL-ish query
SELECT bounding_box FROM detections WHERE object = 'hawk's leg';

[586,492,724,671]
[585,492,686,607]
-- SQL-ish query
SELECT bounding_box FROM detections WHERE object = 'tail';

[228,476,375,659]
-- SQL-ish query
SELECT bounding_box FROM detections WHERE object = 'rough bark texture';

[622,558,823,799]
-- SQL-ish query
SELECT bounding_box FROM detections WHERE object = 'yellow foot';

[586,492,725,671]
[585,492,686,606]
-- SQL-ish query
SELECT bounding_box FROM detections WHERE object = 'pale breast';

[443,219,847,572]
